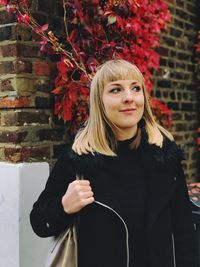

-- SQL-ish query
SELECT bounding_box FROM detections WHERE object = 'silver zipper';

[172,234,176,267]
[95,200,130,267]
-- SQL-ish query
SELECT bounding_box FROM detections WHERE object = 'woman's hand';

[61,180,95,214]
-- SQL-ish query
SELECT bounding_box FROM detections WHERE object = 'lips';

[119,108,136,112]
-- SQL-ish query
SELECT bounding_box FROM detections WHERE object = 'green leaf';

[107,15,117,26]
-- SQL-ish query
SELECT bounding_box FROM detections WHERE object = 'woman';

[30,59,196,267]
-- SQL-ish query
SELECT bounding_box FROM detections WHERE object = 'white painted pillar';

[0,162,52,267]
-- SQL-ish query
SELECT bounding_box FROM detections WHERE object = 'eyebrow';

[108,81,140,86]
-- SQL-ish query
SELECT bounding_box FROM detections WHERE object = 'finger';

[80,197,95,208]
[191,188,199,194]
[189,183,197,187]
[79,190,94,199]
[76,189,94,200]
[72,183,92,194]
[79,185,92,192]
[72,180,90,186]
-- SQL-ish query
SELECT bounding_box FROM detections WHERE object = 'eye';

[131,86,141,92]
[110,87,121,93]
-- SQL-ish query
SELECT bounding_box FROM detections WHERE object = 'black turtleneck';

[112,138,149,267]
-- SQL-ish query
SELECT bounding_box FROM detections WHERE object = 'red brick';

[14,59,32,74]
[0,25,13,41]
[4,147,31,162]
[0,43,43,58]
[33,79,50,93]
[0,44,17,57]
[0,62,14,74]
[38,0,54,13]
[35,96,51,108]
[16,43,42,58]
[0,112,18,126]
[173,135,184,142]
[16,25,33,41]
[0,24,33,42]
[36,128,64,141]
[0,131,27,143]
[33,61,51,76]
[0,96,31,108]
[17,111,50,125]
[172,112,183,120]
[4,145,50,162]
[1,111,50,126]
[0,10,16,24]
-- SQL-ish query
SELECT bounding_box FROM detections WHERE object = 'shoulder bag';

[46,175,81,267]
[46,225,77,267]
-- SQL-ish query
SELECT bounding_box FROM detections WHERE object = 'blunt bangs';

[94,60,145,91]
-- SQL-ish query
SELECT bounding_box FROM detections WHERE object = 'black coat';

[30,137,197,267]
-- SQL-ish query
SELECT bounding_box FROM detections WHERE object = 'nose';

[122,89,134,103]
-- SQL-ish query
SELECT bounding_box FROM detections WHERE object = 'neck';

[116,126,138,141]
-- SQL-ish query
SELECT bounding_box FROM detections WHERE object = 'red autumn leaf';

[0,0,8,5]
[41,24,49,32]
[116,16,124,29]
[63,95,72,122]
[57,58,71,74]
[17,14,30,25]
[54,96,62,114]
[103,10,113,16]
[80,86,89,96]
[6,4,16,12]
[74,0,84,23]
[52,87,63,95]
[40,37,48,51]
[80,72,89,84]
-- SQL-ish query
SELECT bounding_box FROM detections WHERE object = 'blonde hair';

[72,59,174,155]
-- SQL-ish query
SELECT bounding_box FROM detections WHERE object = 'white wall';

[0,162,52,267]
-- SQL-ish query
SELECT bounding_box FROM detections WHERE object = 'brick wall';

[0,1,199,180]
[152,0,199,182]
[197,0,200,179]
[0,0,67,167]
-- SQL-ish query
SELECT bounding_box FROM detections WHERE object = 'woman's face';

[102,79,144,140]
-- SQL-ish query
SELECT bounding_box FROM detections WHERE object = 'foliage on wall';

[0,0,172,132]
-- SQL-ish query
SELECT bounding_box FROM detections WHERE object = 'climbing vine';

[0,0,172,132]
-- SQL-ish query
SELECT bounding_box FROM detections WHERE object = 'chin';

[117,124,138,129]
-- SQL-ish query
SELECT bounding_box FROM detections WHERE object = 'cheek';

[136,97,145,119]
[136,94,145,109]
[102,95,117,112]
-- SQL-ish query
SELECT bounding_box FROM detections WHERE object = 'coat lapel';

[146,167,176,229]
[138,137,182,230]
